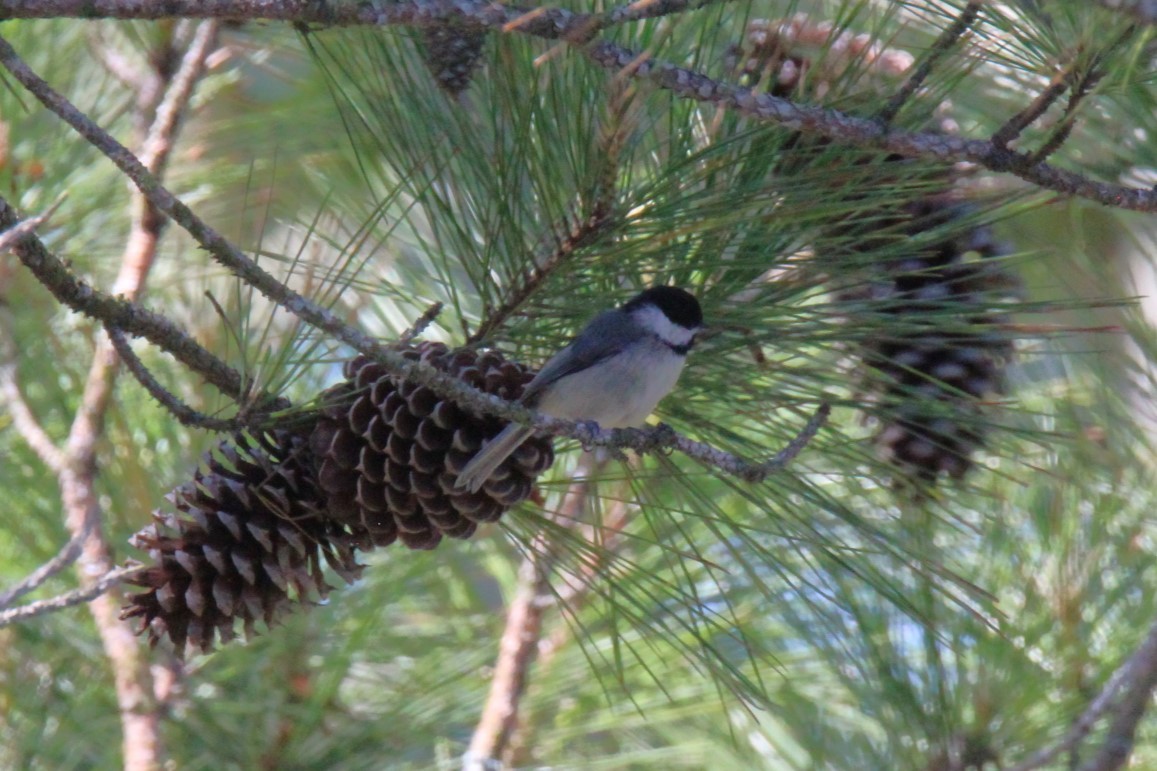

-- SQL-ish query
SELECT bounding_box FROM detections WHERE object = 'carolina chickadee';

[455,286,703,493]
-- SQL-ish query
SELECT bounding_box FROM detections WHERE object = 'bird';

[455,286,703,493]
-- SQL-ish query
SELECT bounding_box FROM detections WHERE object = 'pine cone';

[121,430,364,656]
[725,18,808,97]
[419,22,488,96]
[123,342,554,654]
[863,199,1015,484]
[310,342,554,551]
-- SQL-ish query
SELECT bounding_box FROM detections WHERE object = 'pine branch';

[0,199,255,405]
[1,0,1155,211]
[467,460,606,768]
[1028,43,1117,165]
[0,284,66,472]
[1079,622,1157,771]
[106,326,249,431]
[0,563,145,627]
[468,81,627,343]
[877,0,982,125]
[0,516,92,608]
[1008,616,1157,771]
[467,209,615,344]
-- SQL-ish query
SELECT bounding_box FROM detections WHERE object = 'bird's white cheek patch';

[629,304,697,347]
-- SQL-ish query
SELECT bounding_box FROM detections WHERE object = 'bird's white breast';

[535,341,687,428]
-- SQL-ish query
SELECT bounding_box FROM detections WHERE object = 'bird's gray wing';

[518,309,646,406]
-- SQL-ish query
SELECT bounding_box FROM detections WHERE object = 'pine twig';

[1008,616,1157,771]
[0,30,476,408]
[398,301,444,344]
[106,326,250,430]
[1028,38,1122,165]
[876,0,982,126]
[468,80,628,344]
[1028,78,1095,165]
[1079,622,1157,771]
[467,212,615,345]
[3,199,817,481]
[0,200,59,252]
[493,74,629,341]
[0,516,93,608]
[465,462,603,769]
[1,22,828,484]
[579,37,1157,212]
[2,1,1157,210]
[991,69,1070,149]
[0,563,145,627]
[0,301,65,473]
[0,199,256,405]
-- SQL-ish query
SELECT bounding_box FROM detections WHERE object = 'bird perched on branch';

[455,286,703,493]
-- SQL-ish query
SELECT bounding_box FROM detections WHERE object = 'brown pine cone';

[123,343,555,655]
[310,342,554,551]
[863,200,1016,484]
[121,431,364,656]
[419,22,488,96]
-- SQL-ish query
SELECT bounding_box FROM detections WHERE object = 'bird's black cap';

[623,286,703,330]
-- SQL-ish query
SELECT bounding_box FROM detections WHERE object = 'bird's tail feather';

[455,424,535,493]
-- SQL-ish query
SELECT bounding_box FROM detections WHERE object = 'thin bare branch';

[877,1,982,126]
[52,27,218,770]
[398,301,444,344]
[463,553,553,770]
[0,202,58,252]
[138,20,219,179]
[465,465,602,769]
[1079,621,1157,771]
[1009,616,1157,771]
[0,516,93,608]
[0,254,66,472]
[86,27,146,89]
[991,69,1069,149]
[0,564,145,627]
[502,495,633,767]
[0,352,65,473]
[106,326,249,430]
